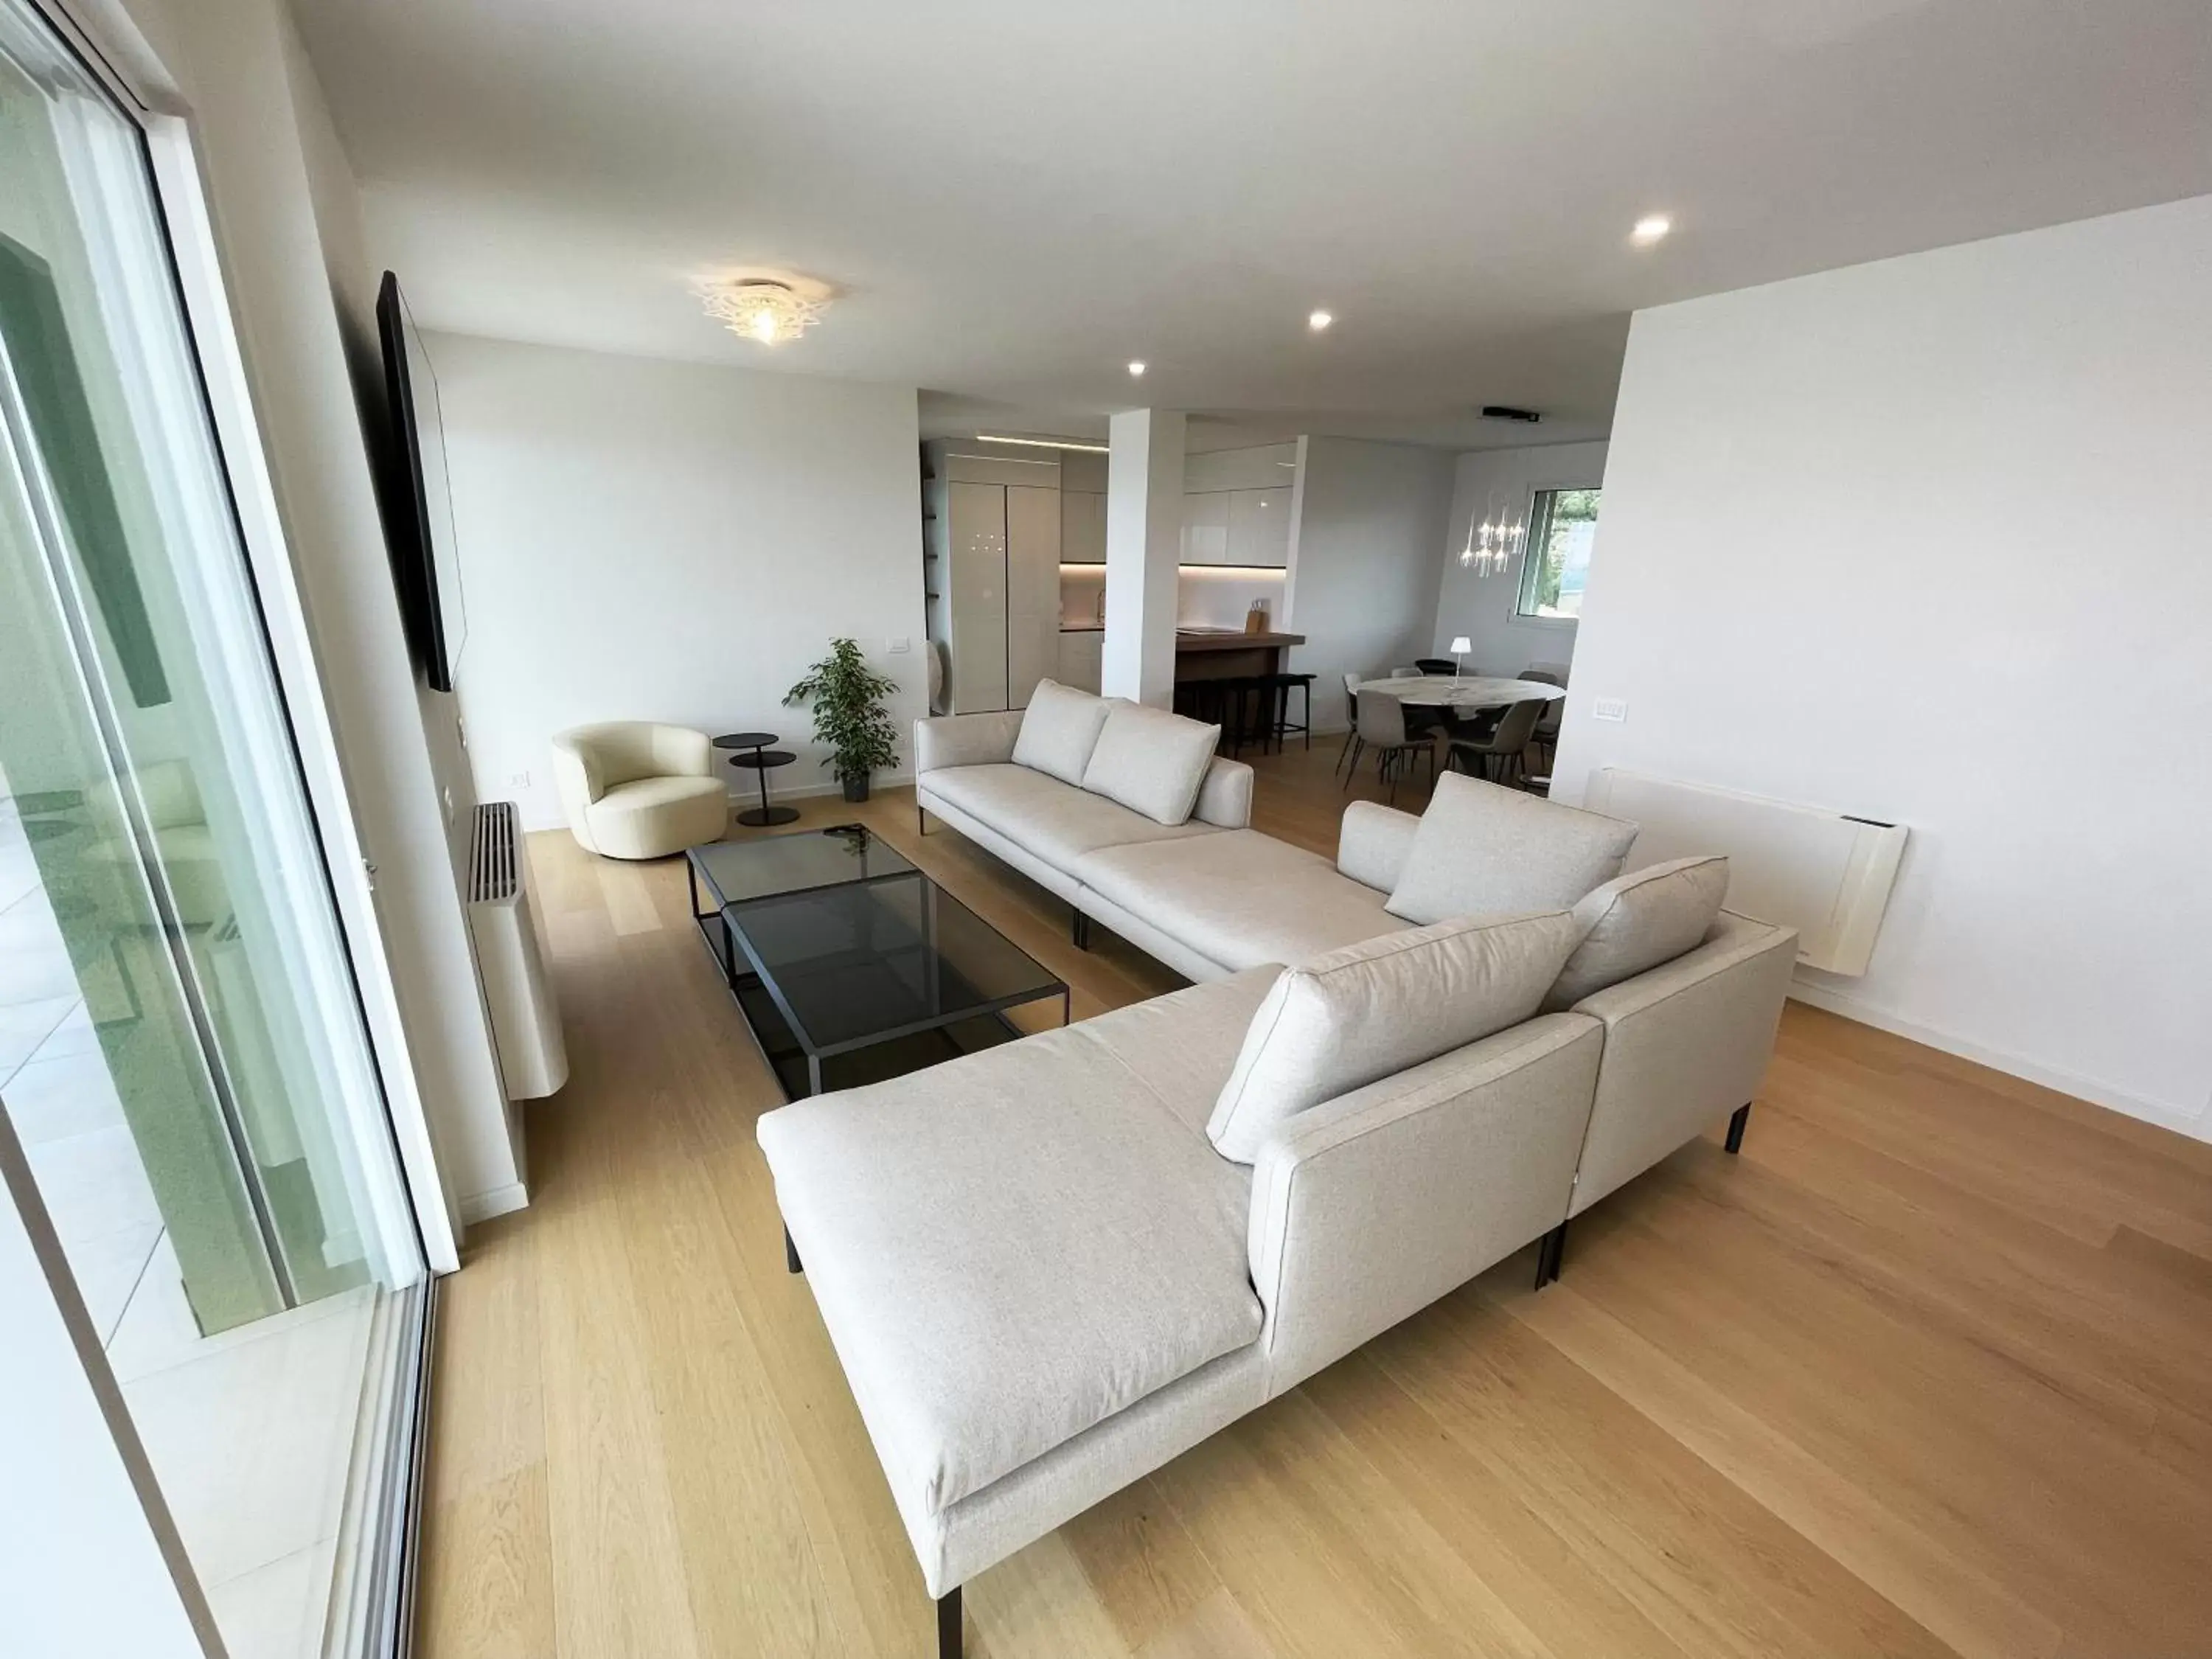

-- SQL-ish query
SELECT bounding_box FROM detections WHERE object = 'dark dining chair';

[1350,687,1436,804]
[1518,667,1566,771]
[1413,658,1459,676]
[1447,695,1545,789]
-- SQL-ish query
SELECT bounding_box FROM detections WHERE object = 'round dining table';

[1354,675,1565,711]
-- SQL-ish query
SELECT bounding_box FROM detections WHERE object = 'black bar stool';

[1258,672,1315,752]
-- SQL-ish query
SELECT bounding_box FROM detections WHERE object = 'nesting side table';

[714,731,799,827]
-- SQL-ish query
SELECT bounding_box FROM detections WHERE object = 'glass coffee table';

[686,824,1069,1099]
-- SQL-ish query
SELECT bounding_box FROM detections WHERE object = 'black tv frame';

[375,270,455,693]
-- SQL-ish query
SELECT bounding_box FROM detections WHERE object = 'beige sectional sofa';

[759,683,1797,1658]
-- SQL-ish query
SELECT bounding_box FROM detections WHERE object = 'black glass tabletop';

[726,874,1062,1057]
[688,824,914,906]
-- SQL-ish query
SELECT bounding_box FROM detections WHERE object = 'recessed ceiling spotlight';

[1631,215,1672,245]
[1127,361,1147,378]
[1308,310,1333,331]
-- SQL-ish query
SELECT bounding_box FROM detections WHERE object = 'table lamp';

[1449,636,1472,678]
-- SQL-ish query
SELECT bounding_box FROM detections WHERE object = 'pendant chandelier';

[1461,491,1525,577]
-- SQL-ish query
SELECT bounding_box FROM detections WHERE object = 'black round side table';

[717,731,799,827]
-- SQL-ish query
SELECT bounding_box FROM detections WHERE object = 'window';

[1516,487,1601,620]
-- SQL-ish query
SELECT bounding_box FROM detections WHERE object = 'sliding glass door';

[0,5,428,1654]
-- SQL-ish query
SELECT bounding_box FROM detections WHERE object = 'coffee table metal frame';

[685,828,1069,1099]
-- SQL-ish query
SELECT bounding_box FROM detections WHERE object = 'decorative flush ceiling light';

[699,277,826,345]
[1127,361,1147,377]
[1631,214,1672,245]
[1461,491,1525,577]
[1308,310,1333,331]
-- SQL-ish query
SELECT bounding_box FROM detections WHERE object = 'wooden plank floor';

[415,740,2212,1658]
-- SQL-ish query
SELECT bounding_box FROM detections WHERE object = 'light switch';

[888,636,911,654]
[1593,697,1628,723]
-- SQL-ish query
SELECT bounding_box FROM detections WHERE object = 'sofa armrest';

[1336,801,1420,891]
[1246,1013,1603,1395]
[1192,757,1253,828]
[1566,911,1798,1217]
[914,711,1023,774]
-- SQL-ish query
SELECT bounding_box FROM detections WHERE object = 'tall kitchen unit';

[923,442,1062,713]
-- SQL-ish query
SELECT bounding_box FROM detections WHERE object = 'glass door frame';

[32,0,459,1276]
[13,0,457,1652]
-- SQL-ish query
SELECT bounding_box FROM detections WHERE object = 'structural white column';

[1102,408,1185,707]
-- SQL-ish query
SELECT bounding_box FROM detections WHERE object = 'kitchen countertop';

[1174,629,1305,651]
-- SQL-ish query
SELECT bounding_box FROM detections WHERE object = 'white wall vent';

[466,801,568,1099]
[1583,768,1908,976]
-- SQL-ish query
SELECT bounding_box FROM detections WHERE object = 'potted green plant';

[785,637,900,803]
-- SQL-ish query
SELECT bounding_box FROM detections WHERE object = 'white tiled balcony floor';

[1,794,372,1659]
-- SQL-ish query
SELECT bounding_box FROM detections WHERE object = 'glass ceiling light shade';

[1460,490,1524,577]
[699,277,826,345]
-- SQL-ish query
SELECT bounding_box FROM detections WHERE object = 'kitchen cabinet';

[1180,490,1231,566]
[1056,628,1105,693]
[925,444,1062,713]
[1061,488,1106,565]
[1227,486,1290,567]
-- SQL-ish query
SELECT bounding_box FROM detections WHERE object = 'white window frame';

[1506,481,1602,630]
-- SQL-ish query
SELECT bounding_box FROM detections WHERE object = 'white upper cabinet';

[1227,487,1290,567]
[1180,442,1295,567]
[1180,490,1232,566]
[1061,488,1107,564]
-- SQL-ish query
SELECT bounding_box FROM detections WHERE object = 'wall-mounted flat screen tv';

[375,271,463,692]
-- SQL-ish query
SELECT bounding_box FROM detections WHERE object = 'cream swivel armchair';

[550,723,727,860]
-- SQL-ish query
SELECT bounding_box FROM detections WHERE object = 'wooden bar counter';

[1172,628,1306,681]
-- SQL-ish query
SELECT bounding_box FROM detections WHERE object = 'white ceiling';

[291,0,2212,450]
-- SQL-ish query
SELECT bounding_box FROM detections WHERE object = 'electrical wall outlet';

[510,770,531,790]
[888,636,911,653]
[1592,697,1628,723]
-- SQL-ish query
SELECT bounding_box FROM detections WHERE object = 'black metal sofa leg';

[1072,908,1091,950]
[1725,1102,1752,1154]
[1534,1220,1567,1289]
[937,1587,961,1658]
[785,1225,801,1275]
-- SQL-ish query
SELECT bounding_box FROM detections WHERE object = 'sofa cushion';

[1081,703,1222,826]
[1545,855,1731,1012]
[582,773,728,860]
[1206,910,1583,1162]
[757,975,1273,1517]
[1011,679,1114,785]
[1384,773,1638,926]
[922,763,1219,869]
[1076,830,1410,973]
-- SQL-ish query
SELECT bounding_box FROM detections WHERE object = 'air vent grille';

[469,801,519,902]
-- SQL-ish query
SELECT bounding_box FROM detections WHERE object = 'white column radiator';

[1582,768,1909,976]
[465,801,568,1099]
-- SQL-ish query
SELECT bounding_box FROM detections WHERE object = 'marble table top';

[1354,675,1565,709]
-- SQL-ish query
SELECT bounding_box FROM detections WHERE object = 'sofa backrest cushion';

[1383,773,1638,926]
[1544,855,1732,1012]
[1010,679,1115,785]
[1336,801,1421,892]
[1081,702,1223,825]
[1206,909,1582,1163]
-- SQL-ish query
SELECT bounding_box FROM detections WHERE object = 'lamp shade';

[1449,636,1472,654]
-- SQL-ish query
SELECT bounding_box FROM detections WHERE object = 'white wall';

[429,334,927,827]
[1430,439,1608,675]
[1554,193,2212,1139]
[1284,436,1456,731]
